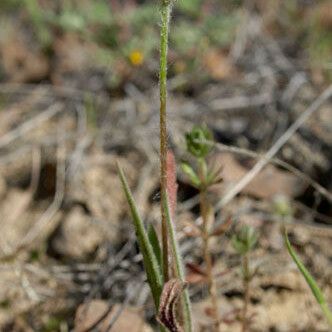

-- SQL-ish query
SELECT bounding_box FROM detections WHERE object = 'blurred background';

[1,0,331,88]
[0,0,331,331]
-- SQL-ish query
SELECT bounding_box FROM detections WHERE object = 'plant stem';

[242,254,250,332]
[159,0,172,284]
[199,160,221,332]
[164,193,193,332]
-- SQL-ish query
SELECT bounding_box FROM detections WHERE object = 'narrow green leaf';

[163,193,193,332]
[148,224,162,270]
[118,164,163,308]
[284,229,332,327]
[181,162,200,187]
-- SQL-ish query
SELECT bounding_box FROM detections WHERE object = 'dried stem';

[199,160,221,332]
[217,84,332,210]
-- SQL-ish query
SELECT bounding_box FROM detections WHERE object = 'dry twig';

[217,85,332,209]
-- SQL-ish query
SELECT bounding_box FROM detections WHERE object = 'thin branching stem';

[242,254,250,332]
[159,0,172,283]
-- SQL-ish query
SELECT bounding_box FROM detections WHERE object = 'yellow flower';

[129,50,144,66]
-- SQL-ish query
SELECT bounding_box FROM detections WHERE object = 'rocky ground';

[0,1,331,331]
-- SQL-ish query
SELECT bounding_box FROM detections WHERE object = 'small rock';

[0,35,49,83]
[51,206,103,260]
[75,301,152,332]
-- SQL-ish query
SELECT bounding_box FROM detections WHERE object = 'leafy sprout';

[232,226,258,256]
[185,125,213,159]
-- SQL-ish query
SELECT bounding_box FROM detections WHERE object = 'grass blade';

[118,164,163,307]
[284,229,332,327]
[163,193,193,332]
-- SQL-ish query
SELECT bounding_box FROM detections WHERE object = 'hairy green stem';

[164,194,193,332]
[159,0,172,283]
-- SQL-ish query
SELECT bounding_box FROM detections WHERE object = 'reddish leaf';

[186,262,208,284]
[210,217,232,237]
[166,150,178,218]
[186,262,207,277]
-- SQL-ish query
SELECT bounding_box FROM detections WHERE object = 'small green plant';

[272,195,293,221]
[177,0,202,17]
[185,125,213,159]
[119,1,192,331]
[0,0,20,11]
[182,125,224,331]
[284,229,332,328]
[23,0,52,47]
[232,226,258,332]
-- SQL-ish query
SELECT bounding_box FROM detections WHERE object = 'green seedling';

[185,125,213,159]
[232,226,258,256]
[182,125,222,190]
[177,0,202,17]
[272,195,293,220]
[23,0,52,47]
[182,125,224,332]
